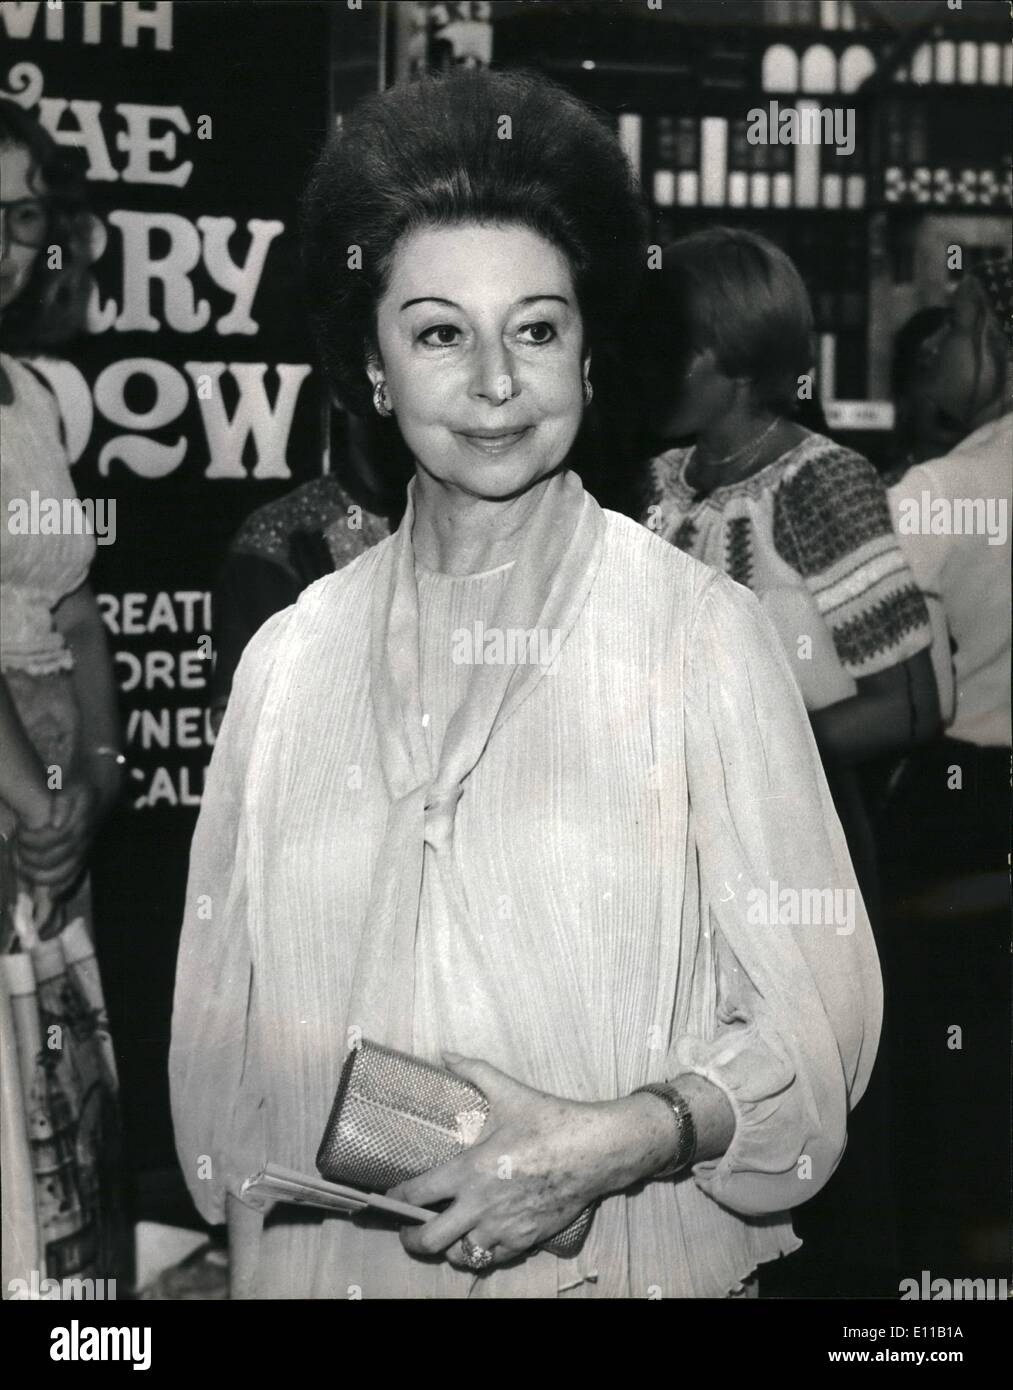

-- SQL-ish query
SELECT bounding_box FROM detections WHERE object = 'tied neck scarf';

[345,468,606,1052]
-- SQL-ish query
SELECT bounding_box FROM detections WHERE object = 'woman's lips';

[455,426,532,455]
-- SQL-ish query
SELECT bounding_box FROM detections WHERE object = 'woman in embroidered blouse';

[170,71,882,1300]
[639,229,940,918]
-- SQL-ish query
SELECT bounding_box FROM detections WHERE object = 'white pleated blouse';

[170,509,882,1298]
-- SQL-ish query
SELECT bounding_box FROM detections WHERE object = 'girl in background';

[639,228,940,918]
[638,227,940,1297]
[1,97,126,1292]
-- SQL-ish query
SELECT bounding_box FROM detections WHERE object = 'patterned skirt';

[1,667,126,1295]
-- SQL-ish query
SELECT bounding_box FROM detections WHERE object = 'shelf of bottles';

[754,9,1013,212]
[490,0,1011,404]
[493,1,1011,215]
[614,34,1011,218]
[875,32,1012,210]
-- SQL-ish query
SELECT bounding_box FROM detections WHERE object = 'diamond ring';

[460,1236,495,1271]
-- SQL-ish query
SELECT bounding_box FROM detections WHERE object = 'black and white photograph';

[1,0,1009,1366]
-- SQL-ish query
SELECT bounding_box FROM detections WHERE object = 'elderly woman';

[169,71,881,1300]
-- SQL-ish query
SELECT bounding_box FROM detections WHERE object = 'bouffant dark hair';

[300,68,647,416]
[0,98,94,350]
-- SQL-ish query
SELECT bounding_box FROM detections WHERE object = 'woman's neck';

[686,411,804,495]
[969,389,1008,435]
[695,405,778,467]
[410,468,553,576]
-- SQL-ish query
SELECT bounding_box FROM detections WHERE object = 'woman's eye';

[14,205,45,231]
[419,324,461,347]
[516,321,556,345]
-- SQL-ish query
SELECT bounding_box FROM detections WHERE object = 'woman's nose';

[468,338,518,404]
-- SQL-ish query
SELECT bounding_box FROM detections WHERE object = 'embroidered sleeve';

[773,445,931,678]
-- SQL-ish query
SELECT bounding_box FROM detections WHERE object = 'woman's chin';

[656,412,698,442]
[415,443,566,500]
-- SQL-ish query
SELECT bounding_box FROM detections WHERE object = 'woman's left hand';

[389,1053,664,1270]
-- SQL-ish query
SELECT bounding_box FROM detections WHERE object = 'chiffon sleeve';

[675,574,883,1215]
[168,605,293,1225]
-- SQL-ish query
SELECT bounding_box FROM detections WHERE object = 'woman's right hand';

[15,782,95,900]
[19,788,53,835]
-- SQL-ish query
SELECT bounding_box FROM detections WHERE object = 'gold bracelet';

[632,1081,698,1178]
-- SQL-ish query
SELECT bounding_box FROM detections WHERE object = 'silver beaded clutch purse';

[316,1040,593,1258]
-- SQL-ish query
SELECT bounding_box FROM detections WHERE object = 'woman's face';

[369,223,586,500]
[914,278,1007,448]
[656,346,737,439]
[0,141,47,313]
